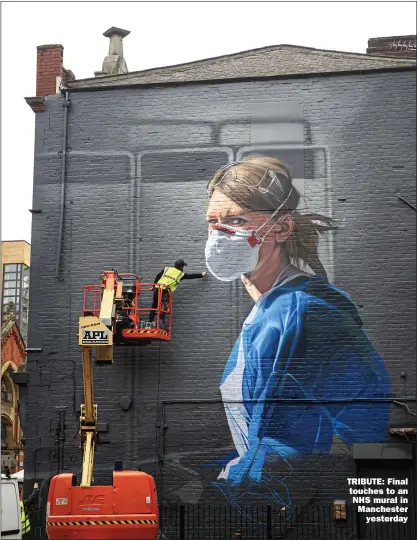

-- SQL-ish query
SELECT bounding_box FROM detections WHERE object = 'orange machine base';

[46,472,159,540]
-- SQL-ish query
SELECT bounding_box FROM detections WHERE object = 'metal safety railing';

[123,281,173,332]
[82,283,102,317]
[82,275,173,332]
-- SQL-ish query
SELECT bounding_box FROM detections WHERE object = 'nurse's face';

[206,189,293,273]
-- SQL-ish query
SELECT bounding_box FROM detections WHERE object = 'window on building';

[1,416,13,451]
[19,265,30,343]
[2,263,30,343]
[1,378,13,405]
[1,420,7,449]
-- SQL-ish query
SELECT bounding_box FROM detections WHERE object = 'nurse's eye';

[226,217,248,226]
[206,216,248,227]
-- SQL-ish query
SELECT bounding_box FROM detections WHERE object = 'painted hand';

[241,275,262,302]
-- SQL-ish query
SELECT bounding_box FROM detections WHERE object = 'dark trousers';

[149,288,169,322]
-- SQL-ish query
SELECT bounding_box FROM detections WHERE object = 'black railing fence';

[161,504,356,540]
[28,503,415,540]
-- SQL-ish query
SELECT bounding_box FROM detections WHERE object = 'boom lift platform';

[83,269,173,351]
[46,269,160,540]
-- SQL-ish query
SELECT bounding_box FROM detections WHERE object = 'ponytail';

[286,212,339,282]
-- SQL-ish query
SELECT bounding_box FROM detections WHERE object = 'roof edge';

[64,65,417,93]
[278,43,416,60]
[1,240,31,245]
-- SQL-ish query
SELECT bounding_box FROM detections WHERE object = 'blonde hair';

[207,155,338,281]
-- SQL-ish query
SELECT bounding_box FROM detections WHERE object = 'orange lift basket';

[82,269,173,345]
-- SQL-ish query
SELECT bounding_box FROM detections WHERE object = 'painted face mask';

[205,188,293,282]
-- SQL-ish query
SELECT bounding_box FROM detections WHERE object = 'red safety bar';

[83,284,102,318]
[120,283,173,341]
[82,272,172,342]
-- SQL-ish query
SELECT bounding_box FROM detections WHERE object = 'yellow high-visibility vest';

[156,267,184,292]
[21,500,31,534]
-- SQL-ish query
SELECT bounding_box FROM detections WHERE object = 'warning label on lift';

[81,330,109,345]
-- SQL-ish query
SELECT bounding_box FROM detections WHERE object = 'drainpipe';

[55,91,71,279]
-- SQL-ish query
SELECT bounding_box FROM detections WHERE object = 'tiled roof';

[67,44,416,90]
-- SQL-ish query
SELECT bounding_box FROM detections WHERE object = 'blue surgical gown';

[215,275,390,499]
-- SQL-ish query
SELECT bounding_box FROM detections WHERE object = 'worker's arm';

[181,271,207,280]
[153,270,164,284]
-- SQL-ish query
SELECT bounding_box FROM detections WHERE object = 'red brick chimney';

[367,35,416,58]
[25,44,75,113]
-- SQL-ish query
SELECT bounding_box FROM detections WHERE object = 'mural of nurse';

[204,155,390,508]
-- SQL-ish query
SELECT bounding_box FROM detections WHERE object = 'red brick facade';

[1,323,26,368]
[1,320,26,473]
[36,45,64,96]
[26,44,75,113]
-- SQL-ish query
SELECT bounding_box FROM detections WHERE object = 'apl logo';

[80,495,105,505]
[82,329,108,344]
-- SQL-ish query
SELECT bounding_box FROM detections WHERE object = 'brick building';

[1,241,31,474]
[24,29,416,537]
[1,309,26,473]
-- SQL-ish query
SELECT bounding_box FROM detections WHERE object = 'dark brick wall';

[26,70,416,508]
[367,36,416,58]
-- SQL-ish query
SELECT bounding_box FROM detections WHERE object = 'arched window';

[1,375,13,405]
[1,416,13,450]
[1,419,7,449]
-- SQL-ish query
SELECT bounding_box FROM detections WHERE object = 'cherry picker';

[46,270,169,540]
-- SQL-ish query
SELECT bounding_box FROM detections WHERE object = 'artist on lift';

[149,259,207,328]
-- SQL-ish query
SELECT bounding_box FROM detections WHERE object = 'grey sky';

[1,1,416,242]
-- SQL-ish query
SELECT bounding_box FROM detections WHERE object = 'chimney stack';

[95,27,130,77]
[367,35,416,58]
[25,44,75,113]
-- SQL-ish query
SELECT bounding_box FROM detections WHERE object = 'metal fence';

[160,503,415,540]
[28,503,415,540]
[160,504,356,540]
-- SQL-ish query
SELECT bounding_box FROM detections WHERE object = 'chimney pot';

[99,27,130,76]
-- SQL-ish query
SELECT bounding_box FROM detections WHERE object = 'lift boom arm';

[77,269,172,486]
[78,270,117,487]
[80,347,96,486]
